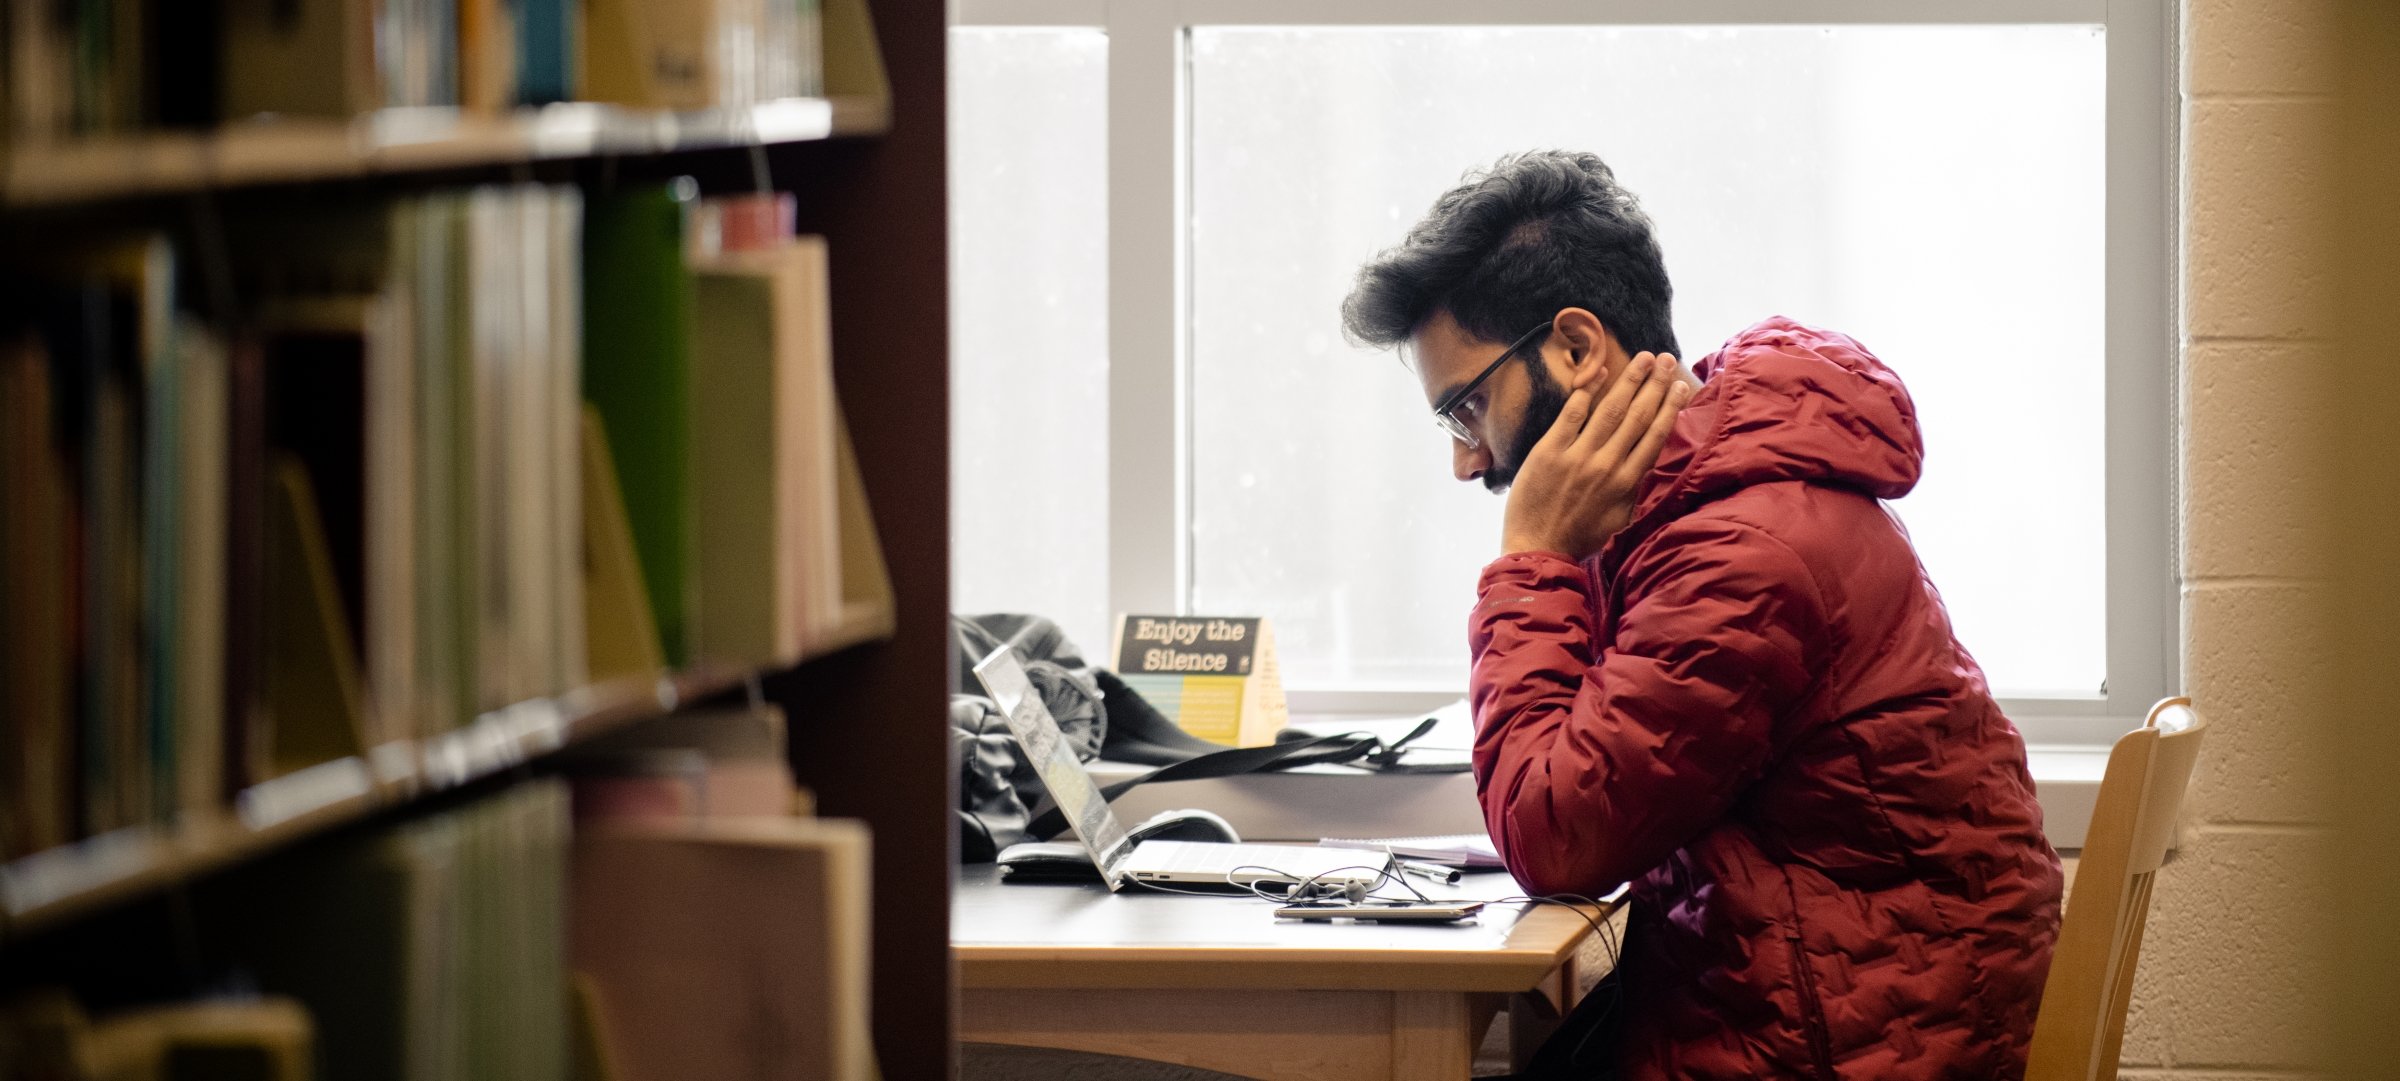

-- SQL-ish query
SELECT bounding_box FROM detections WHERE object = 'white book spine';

[512,186,556,701]
[550,189,588,692]
[468,189,514,712]
[369,248,420,748]
[175,323,229,818]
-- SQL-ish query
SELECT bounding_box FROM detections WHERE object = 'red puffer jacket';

[1469,317,2063,1080]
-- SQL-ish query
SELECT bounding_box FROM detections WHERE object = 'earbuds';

[1280,878,1371,904]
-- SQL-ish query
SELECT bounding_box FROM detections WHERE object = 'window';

[947,27,1112,655]
[950,1,2173,740]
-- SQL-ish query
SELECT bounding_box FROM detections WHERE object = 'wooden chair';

[2024,696,2207,1081]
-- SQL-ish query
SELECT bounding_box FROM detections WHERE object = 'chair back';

[2024,696,2207,1081]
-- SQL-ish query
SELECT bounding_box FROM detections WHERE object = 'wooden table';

[952,865,1619,1081]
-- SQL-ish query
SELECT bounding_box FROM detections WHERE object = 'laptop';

[971,645,1390,893]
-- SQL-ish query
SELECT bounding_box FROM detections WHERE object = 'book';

[689,193,797,258]
[172,320,230,823]
[54,279,146,835]
[579,406,666,682]
[582,0,761,110]
[467,188,517,713]
[9,1,70,140]
[682,229,889,657]
[458,0,520,114]
[571,817,874,1081]
[261,456,368,776]
[565,749,711,823]
[70,0,99,133]
[368,216,422,754]
[819,0,882,104]
[0,992,315,1081]
[220,186,593,744]
[566,704,800,821]
[409,193,470,739]
[516,0,580,105]
[225,206,397,769]
[826,406,895,650]
[544,190,590,700]
[2,237,228,839]
[259,298,382,750]
[512,185,584,705]
[209,781,569,1081]
[0,182,726,854]
[108,235,183,835]
[569,974,622,1081]
[0,333,73,856]
[218,0,380,119]
[688,236,839,667]
[80,997,315,1081]
[580,0,827,109]
[225,332,269,791]
[582,185,698,666]
[465,185,575,710]
[759,0,813,101]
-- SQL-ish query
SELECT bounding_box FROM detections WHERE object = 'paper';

[1317,832,1503,870]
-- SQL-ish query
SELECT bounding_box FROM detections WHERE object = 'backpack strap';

[1021,719,1437,841]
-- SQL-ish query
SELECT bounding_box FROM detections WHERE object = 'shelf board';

[2,96,889,208]
[0,646,865,938]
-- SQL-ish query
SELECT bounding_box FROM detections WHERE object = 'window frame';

[951,0,2180,748]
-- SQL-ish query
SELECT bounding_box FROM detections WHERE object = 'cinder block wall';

[2122,1,2334,1077]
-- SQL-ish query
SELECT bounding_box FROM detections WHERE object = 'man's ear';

[1550,307,1611,366]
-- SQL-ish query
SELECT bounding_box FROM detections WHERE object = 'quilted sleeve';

[1467,519,1826,896]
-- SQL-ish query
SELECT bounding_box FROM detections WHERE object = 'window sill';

[2024,743,2109,848]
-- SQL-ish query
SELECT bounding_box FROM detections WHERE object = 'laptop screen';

[971,646,1136,887]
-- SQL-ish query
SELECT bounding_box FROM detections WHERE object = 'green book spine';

[135,243,180,826]
[581,187,695,667]
[414,195,466,734]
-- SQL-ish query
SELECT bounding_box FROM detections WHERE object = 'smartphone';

[1275,901,1484,923]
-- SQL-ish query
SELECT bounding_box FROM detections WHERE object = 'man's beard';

[1483,359,1570,494]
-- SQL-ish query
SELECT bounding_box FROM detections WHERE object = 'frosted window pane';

[1189,26,2107,698]
[948,28,1112,656]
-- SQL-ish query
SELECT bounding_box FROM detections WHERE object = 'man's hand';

[1501,352,1694,560]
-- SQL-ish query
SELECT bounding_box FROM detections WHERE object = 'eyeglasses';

[1431,321,1552,450]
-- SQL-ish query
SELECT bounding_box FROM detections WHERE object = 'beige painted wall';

[2122,1,2335,1077]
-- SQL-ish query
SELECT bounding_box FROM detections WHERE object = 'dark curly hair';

[1341,150,1678,360]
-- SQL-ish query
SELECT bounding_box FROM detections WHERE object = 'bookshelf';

[0,0,953,1076]
[3,588,892,931]
[3,657,755,935]
[1,98,893,208]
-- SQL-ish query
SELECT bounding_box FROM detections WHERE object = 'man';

[1342,150,2063,1079]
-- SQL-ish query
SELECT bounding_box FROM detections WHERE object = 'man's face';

[1411,311,1573,493]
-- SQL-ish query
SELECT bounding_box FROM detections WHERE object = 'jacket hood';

[1610,317,1923,556]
